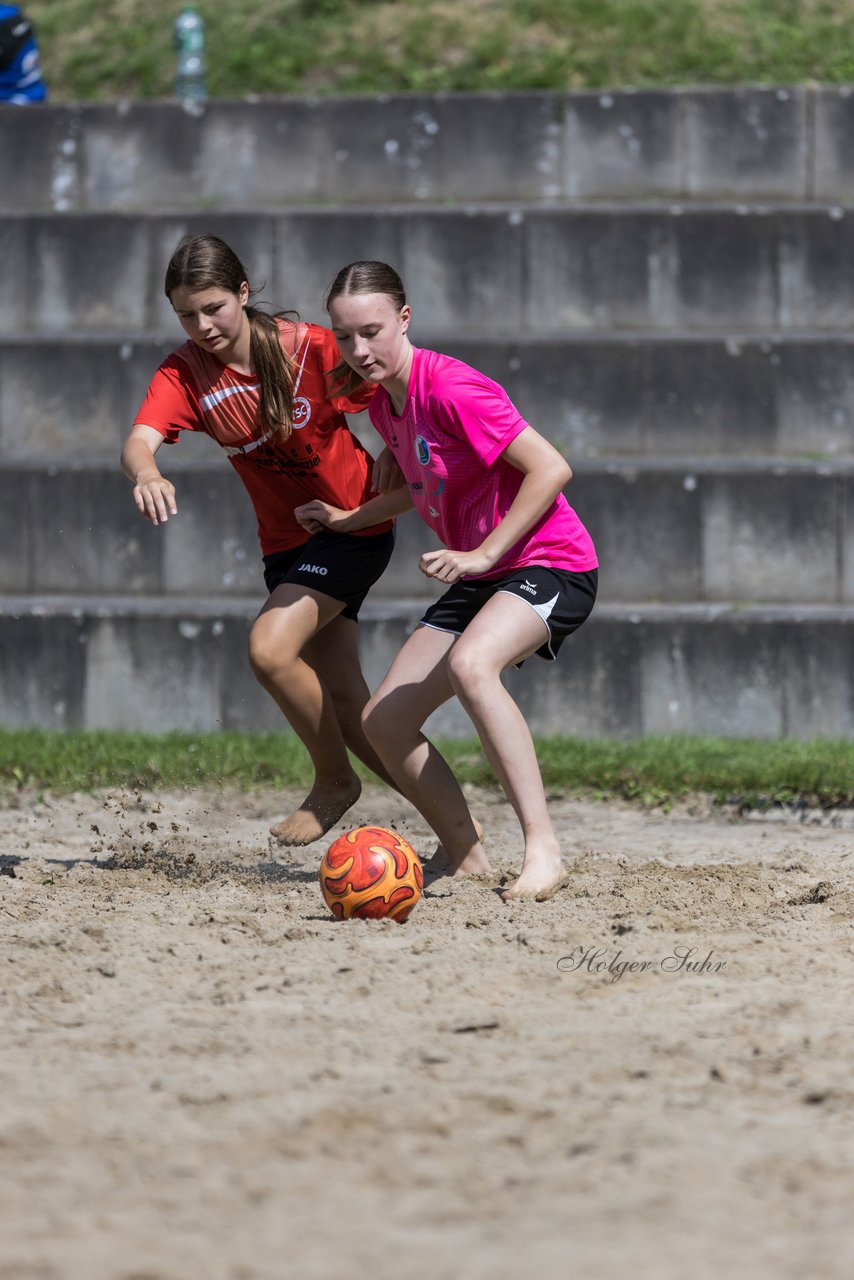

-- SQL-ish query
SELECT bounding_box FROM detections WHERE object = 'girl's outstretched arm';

[121,423,177,527]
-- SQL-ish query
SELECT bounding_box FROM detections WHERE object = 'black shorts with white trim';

[420,564,598,661]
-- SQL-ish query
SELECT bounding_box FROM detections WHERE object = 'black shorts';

[420,565,598,662]
[263,528,395,622]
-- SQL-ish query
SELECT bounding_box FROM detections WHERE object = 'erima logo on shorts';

[519,580,538,596]
[415,435,431,465]
[298,563,328,575]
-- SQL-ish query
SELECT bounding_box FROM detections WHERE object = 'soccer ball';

[320,826,423,922]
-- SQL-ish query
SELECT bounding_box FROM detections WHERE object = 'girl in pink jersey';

[121,235,403,848]
[296,261,598,902]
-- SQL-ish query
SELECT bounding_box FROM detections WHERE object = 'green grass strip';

[0,730,850,810]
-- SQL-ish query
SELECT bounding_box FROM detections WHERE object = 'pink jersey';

[368,347,598,578]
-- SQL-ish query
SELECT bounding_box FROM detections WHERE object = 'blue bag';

[0,5,47,102]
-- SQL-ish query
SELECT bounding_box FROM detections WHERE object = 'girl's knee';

[447,641,490,695]
[360,696,381,742]
[247,631,268,680]
[248,626,293,683]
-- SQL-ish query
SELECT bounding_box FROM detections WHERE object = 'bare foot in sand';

[448,842,492,876]
[269,776,361,847]
[430,818,488,875]
[501,842,568,902]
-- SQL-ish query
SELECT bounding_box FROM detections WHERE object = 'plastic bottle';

[174,5,207,102]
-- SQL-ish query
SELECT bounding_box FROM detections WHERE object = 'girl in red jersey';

[121,233,400,846]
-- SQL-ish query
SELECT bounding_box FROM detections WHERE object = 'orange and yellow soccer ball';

[320,826,423,922]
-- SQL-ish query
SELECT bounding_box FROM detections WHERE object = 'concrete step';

[3,87,854,211]
[1,595,851,739]
[3,334,853,462]
[2,458,851,606]
[6,205,854,339]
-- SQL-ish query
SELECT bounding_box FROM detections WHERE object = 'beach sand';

[1,783,852,1280]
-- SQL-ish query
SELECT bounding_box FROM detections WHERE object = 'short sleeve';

[431,364,528,466]
[133,356,202,444]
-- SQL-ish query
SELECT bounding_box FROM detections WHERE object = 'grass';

[1,729,851,811]
[23,0,854,102]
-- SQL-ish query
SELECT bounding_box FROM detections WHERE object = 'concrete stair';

[3,89,853,737]
[5,87,854,212]
[6,205,854,339]
[4,333,854,460]
[2,594,850,738]
[2,457,851,604]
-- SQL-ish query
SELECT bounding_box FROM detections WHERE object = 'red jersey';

[134,320,388,555]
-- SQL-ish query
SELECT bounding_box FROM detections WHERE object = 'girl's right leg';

[444,592,565,901]
[362,626,490,875]
[249,584,362,846]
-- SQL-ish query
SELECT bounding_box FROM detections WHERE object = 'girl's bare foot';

[501,842,567,902]
[435,819,486,870]
[448,842,492,876]
[269,775,362,846]
[432,818,487,870]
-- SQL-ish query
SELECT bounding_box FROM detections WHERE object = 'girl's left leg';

[311,617,487,865]
[445,591,567,901]
[300,613,398,791]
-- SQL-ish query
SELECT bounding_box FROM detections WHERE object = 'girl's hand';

[295,499,352,534]
[371,446,405,495]
[419,547,495,584]
[133,475,177,526]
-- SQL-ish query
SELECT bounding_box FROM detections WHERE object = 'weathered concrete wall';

[3,86,854,211]
[4,334,854,461]
[2,459,851,605]
[0,599,851,739]
[3,86,853,737]
[5,205,854,339]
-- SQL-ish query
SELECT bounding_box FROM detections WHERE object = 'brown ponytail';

[245,306,297,440]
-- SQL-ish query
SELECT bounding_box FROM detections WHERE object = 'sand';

[1,782,853,1280]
